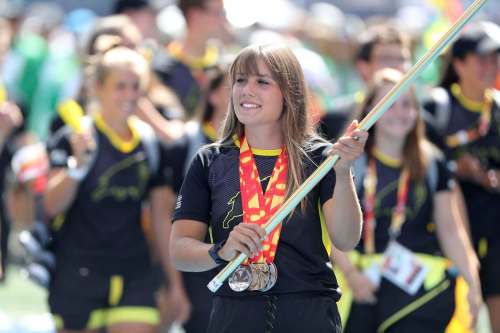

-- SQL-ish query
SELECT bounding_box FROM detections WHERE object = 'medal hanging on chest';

[228,136,287,292]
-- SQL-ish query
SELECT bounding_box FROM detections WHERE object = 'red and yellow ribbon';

[239,136,287,264]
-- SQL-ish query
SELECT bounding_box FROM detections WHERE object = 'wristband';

[66,156,89,181]
[208,240,228,265]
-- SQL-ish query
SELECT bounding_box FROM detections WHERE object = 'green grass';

[0,265,49,320]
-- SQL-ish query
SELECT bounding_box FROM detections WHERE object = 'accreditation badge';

[381,241,428,295]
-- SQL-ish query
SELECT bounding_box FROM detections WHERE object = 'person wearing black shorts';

[170,44,369,333]
[335,69,482,333]
[422,21,500,332]
[44,46,189,332]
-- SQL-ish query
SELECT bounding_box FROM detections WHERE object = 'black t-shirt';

[153,49,217,117]
[355,156,453,255]
[423,88,500,238]
[173,141,339,297]
[47,123,171,274]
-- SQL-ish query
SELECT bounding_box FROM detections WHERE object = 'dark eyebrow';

[236,72,273,79]
[256,73,272,79]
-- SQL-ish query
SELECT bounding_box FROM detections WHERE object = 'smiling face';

[232,58,284,130]
[94,47,149,121]
[96,67,142,119]
[374,83,418,141]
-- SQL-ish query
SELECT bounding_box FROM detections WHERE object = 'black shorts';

[345,273,455,333]
[48,263,162,330]
[207,293,342,333]
[479,239,500,297]
[182,270,215,333]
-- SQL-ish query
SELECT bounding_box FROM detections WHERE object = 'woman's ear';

[452,57,466,79]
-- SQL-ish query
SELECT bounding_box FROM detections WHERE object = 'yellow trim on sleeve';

[208,225,214,244]
[109,275,124,306]
[318,200,331,256]
[106,307,160,326]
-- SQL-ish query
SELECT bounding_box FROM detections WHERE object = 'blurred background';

[0,0,499,332]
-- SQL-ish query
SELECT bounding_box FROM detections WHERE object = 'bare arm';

[171,219,266,272]
[43,129,95,217]
[43,168,81,217]
[135,98,184,144]
[330,246,377,304]
[150,186,191,324]
[434,190,482,325]
[150,186,182,285]
[322,171,363,251]
[170,219,216,272]
[322,121,367,251]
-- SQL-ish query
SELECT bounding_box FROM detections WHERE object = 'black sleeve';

[422,98,447,151]
[435,157,454,192]
[172,151,211,224]
[316,145,337,205]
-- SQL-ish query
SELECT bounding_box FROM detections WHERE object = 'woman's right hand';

[346,270,378,304]
[69,129,96,167]
[218,223,266,261]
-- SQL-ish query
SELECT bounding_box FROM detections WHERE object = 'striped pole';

[208,0,488,293]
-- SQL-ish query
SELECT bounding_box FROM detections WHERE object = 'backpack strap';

[430,87,451,136]
[352,153,368,193]
[183,121,207,176]
[426,155,439,195]
[133,119,160,175]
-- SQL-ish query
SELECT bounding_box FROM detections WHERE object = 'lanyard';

[363,157,410,254]
[239,136,288,264]
[445,84,493,148]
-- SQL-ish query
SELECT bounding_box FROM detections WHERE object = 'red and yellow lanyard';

[363,157,410,254]
[239,136,288,264]
[445,85,493,148]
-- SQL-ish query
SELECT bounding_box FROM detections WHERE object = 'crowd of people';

[0,0,499,332]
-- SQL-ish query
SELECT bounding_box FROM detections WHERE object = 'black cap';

[452,21,500,58]
[113,0,151,14]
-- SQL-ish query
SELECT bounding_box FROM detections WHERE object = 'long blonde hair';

[220,44,326,207]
